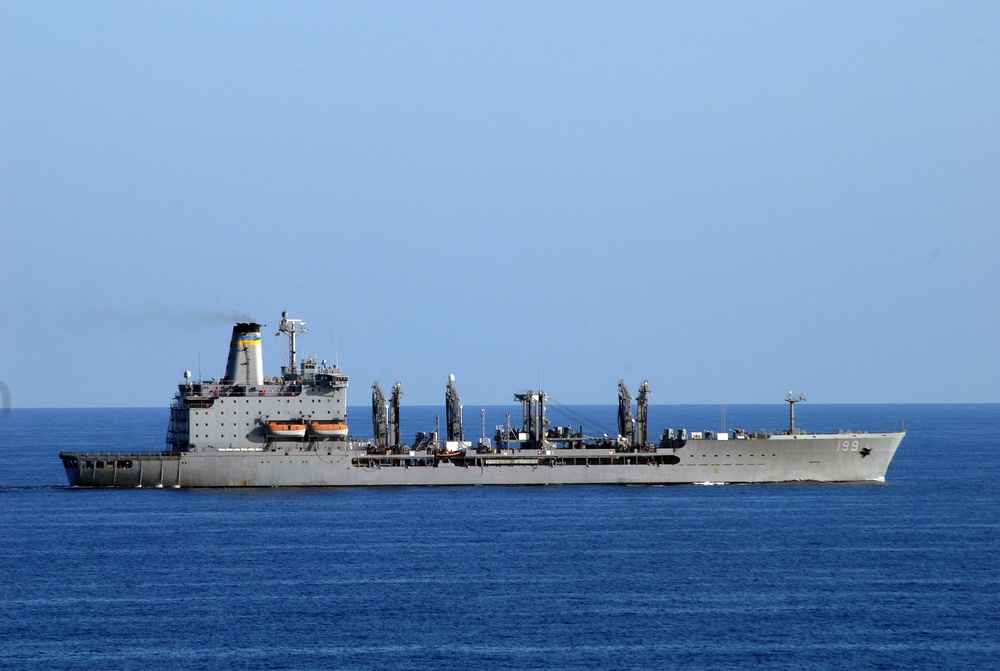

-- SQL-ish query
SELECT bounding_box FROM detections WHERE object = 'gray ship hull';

[60,431,904,488]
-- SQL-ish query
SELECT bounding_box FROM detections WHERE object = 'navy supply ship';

[59,312,905,487]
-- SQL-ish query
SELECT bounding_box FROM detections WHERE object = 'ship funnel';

[222,322,264,386]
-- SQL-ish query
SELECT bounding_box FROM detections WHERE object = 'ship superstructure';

[59,312,905,488]
[163,313,349,454]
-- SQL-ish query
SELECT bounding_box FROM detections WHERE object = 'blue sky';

[1,1,997,408]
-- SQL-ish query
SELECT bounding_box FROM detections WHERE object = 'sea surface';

[1,403,998,670]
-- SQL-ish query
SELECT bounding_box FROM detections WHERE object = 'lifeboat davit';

[308,422,349,438]
[267,421,307,439]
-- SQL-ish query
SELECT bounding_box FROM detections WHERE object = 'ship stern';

[58,453,83,486]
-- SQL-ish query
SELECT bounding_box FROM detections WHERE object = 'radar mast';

[785,392,806,434]
[276,311,308,379]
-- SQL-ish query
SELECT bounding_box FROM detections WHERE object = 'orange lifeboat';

[435,450,464,459]
[266,421,307,439]
[308,422,349,438]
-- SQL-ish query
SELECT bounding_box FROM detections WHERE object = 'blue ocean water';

[1,404,998,670]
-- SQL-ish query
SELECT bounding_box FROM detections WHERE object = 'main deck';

[60,430,904,487]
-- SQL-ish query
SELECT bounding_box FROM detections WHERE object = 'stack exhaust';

[222,322,264,386]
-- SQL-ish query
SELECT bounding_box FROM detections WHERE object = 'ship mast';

[785,392,805,434]
[276,311,308,379]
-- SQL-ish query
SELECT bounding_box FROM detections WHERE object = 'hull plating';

[61,431,904,488]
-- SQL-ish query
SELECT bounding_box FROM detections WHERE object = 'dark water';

[2,404,998,670]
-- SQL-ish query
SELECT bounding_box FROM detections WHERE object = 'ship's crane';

[390,382,403,450]
[372,382,388,451]
[445,374,464,442]
[512,390,548,449]
[636,380,651,450]
[618,380,635,446]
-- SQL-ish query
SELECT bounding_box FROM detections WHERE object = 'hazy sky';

[2,1,998,408]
